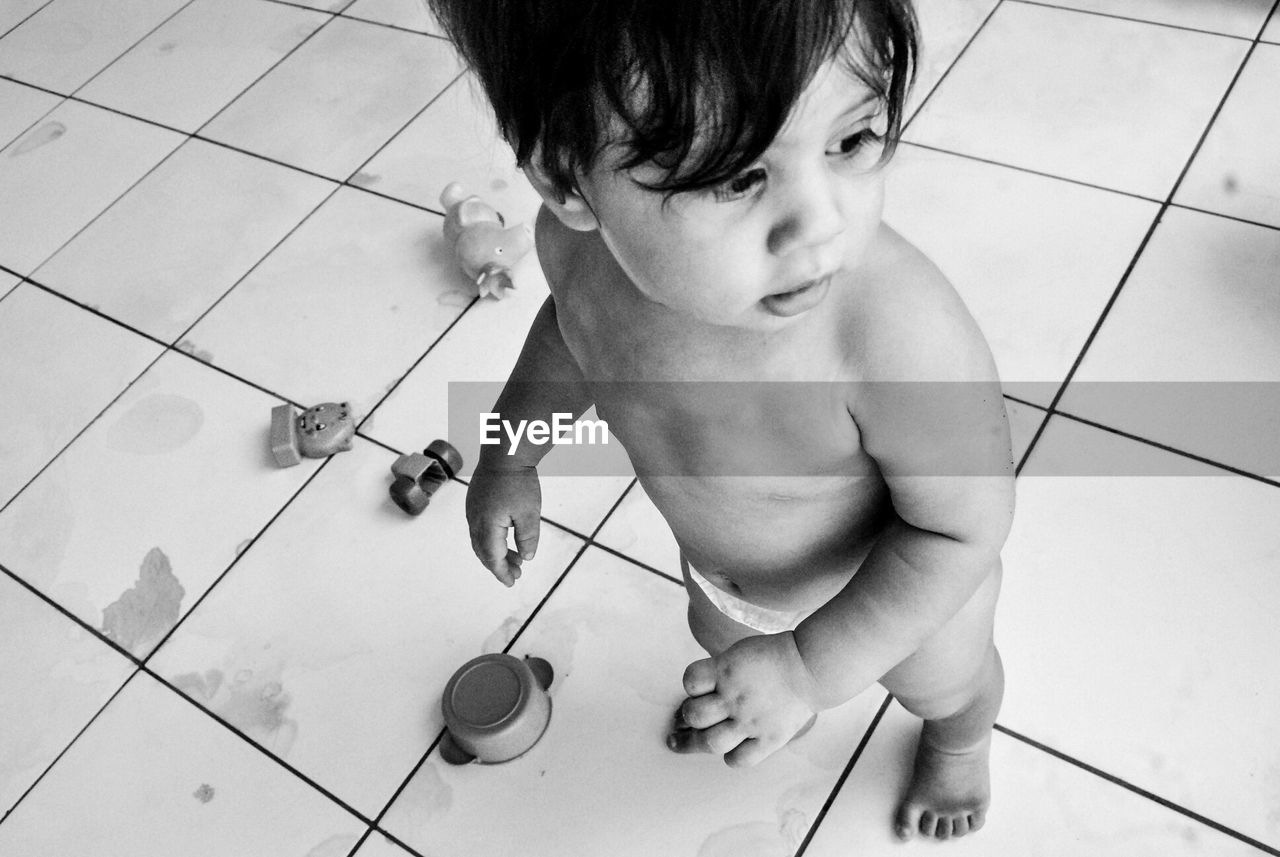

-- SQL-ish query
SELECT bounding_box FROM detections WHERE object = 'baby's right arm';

[466,294,593,585]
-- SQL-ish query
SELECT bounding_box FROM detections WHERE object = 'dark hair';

[428,0,917,200]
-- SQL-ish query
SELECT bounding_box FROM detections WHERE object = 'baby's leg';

[879,559,1004,841]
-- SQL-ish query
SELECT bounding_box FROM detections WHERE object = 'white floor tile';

[0,98,183,275]
[202,16,459,180]
[805,701,1269,856]
[907,3,1248,198]
[286,0,353,11]
[352,831,415,857]
[907,0,999,121]
[77,0,328,133]
[0,284,162,509]
[181,187,466,416]
[345,0,441,35]
[0,672,365,857]
[884,145,1158,402]
[1005,399,1045,465]
[150,439,585,815]
[366,255,633,536]
[1176,43,1280,229]
[35,139,334,342]
[1003,416,1280,847]
[593,481,681,578]
[1034,0,1275,38]
[0,352,320,658]
[0,0,189,93]
[352,74,541,223]
[0,572,133,814]
[0,0,51,36]
[382,546,886,857]
[0,77,59,148]
[1265,8,1280,42]
[1062,207,1280,477]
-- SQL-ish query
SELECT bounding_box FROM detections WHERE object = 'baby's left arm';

[677,283,1015,767]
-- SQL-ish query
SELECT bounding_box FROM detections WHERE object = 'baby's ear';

[523,147,599,232]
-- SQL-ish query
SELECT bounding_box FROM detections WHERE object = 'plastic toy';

[439,653,555,765]
[270,402,356,467]
[440,182,534,299]
[389,439,463,514]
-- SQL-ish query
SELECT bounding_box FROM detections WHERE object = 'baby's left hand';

[669,632,822,767]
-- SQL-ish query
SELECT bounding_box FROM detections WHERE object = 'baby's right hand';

[464,462,542,587]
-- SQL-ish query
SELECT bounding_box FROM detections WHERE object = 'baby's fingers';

[512,509,540,561]
[471,522,521,586]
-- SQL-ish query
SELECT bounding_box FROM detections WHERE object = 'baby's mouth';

[761,275,832,317]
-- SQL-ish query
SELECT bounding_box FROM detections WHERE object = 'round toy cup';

[440,653,553,764]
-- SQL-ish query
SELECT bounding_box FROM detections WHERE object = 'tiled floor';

[1,0,1278,855]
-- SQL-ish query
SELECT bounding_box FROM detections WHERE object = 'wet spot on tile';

[405,761,454,823]
[490,178,509,192]
[696,820,795,857]
[437,289,473,309]
[234,538,253,556]
[9,122,67,157]
[1224,173,1239,193]
[101,547,186,655]
[481,615,523,653]
[104,393,204,455]
[350,171,380,186]
[303,834,362,857]
[173,668,226,701]
[157,41,178,54]
[175,340,215,363]
[218,668,299,755]
[193,783,215,803]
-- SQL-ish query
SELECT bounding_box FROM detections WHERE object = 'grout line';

[897,140,1165,206]
[190,7,340,138]
[0,0,55,41]
[1016,22,1268,469]
[0,663,140,826]
[65,0,200,100]
[1043,409,1280,487]
[901,0,1004,134]
[995,724,1280,856]
[1005,0,1258,41]
[794,693,895,856]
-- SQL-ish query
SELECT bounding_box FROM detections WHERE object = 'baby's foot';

[894,732,991,840]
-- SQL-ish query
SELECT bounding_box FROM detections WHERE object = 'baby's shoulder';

[534,205,613,304]
[839,223,997,384]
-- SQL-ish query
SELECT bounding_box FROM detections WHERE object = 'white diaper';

[683,558,815,635]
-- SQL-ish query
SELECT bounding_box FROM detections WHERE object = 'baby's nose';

[767,179,844,257]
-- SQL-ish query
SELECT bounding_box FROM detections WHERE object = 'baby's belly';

[640,473,893,614]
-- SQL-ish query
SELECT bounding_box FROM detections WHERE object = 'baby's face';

[577,58,889,330]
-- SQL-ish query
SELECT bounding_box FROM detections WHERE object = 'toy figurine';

[440,182,534,299]
[270,402,356,467]
[439,653,555,765]
[388,439,463,515]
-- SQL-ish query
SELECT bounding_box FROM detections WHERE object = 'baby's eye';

[831,129,882,158]
[711,167,767,202]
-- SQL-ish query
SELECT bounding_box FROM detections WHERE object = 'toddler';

[432,0,1015,841]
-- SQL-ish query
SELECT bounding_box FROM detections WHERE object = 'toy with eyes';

[440,182,534,299]
[270,402,356,467]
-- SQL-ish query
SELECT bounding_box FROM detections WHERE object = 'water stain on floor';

[9,122,66,158]
[100,546,185,655]
[104,392,204,455]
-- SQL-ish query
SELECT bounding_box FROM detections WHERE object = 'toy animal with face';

[440,182,534,299]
